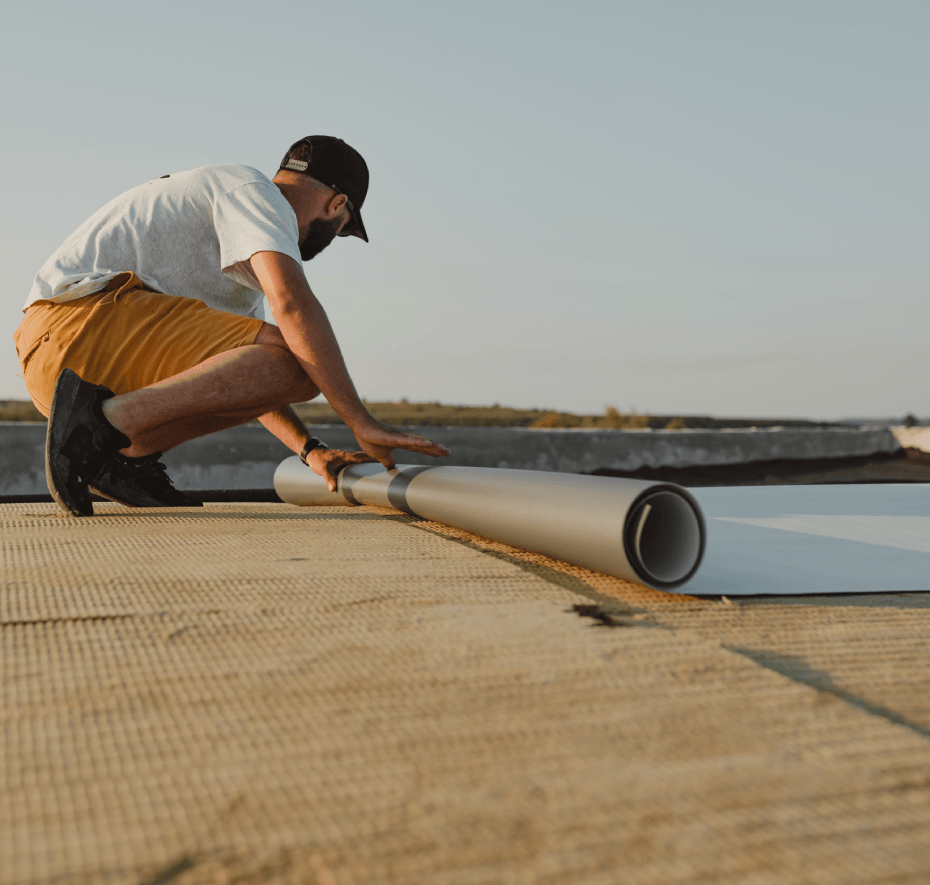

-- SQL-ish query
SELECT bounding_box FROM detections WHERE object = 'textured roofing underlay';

[3,502,930,884]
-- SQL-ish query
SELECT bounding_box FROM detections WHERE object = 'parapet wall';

[1,422,922,496]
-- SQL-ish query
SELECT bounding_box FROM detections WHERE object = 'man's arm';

[249,250,449,468]
[258,404,313,454]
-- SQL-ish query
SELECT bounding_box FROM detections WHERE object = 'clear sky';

[3,1,927,419]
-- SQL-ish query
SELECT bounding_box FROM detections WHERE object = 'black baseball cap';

[279,136,370,242]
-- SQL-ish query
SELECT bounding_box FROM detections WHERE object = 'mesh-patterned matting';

[3,502,930,884]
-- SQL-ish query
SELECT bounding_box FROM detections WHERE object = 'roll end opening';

[625,490,705,589]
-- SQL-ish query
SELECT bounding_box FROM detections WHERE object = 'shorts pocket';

[14,325,52,373]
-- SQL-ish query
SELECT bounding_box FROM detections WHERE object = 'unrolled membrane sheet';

[685,483,930,595]
[274,458,706,592]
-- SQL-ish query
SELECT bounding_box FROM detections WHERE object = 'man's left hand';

[304,447,378,493]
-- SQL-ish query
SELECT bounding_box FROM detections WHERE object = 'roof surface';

[3,501,930,883]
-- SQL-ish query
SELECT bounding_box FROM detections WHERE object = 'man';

[14,136,449,517]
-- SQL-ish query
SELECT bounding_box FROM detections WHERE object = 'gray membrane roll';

[274,458,706,591]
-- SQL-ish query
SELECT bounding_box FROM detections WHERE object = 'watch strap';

[299,437,328,465]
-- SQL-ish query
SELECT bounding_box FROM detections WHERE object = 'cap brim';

[351,205,369,243]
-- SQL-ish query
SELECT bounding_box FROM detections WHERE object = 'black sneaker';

[45,369,131,517]
[90,452,203,508]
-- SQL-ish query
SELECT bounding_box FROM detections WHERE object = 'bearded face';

[299,216,342,261]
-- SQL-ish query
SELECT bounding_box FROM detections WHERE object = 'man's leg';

[101,324,319,456]
[46,322,320,515]
[25,289,330,515]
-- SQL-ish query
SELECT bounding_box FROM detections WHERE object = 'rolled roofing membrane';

[275,460,930,595]
[274,458,706,591]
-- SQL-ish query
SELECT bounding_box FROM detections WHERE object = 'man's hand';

[304,447,381,493]
[351,419,450,470]
[304,423,450,493]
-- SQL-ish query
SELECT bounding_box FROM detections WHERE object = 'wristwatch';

[299,437,328,466]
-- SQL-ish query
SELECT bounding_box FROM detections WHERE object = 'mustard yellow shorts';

[13,272,265,416]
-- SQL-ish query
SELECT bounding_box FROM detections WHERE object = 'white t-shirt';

[24,164,303,319]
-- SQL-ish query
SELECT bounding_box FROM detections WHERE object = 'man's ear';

[326,192,348,218]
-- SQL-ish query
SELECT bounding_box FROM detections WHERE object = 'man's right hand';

[352,419,450,470]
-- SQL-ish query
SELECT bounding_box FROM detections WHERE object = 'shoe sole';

[87,485,204,507]
[86,485,149,507]
[45,369,95,517]
[85,484,203,508]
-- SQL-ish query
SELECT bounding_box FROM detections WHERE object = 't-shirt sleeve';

[213,182,303,291]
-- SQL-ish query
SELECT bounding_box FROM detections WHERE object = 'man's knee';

[254,322,288,349]
[254,323,319,402]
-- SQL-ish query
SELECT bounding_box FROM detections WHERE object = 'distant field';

[0,398,841,430]
[0,400,46,422]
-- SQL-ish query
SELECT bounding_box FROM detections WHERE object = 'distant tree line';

[1,398,912,429]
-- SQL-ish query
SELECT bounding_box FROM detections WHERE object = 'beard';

[299,217,341,261]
